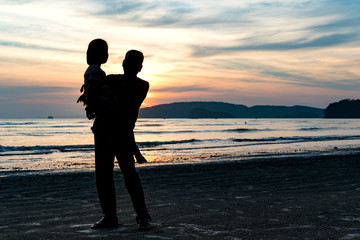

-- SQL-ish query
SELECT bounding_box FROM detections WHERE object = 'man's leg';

[117,152,150,219]
[116,147,151,231]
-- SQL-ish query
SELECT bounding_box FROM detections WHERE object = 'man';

[91,50,151,231]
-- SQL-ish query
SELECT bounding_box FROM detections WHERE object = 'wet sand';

[1,153,360,240]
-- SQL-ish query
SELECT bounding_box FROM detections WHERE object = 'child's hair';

[123,50,144,74]
[87,39,108,65]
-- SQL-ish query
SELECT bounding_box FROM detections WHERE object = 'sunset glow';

[1,0,359,117]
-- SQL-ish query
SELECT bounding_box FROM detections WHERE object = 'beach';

[1,152,360,240]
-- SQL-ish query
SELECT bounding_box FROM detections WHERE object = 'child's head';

[122,50,144,75]
[87,39,108,65]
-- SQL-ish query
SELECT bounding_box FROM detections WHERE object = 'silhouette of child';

[77,39,111,120]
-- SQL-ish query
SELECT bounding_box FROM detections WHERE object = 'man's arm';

[132,79,149,123]
[137,79,149,107]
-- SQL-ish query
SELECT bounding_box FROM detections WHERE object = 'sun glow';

[1,0,360,117]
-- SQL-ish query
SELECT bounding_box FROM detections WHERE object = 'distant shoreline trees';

[324,99,360,118]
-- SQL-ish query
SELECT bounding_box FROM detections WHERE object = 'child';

[77,38,110,120]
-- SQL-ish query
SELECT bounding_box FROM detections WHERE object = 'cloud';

[0,83,82,117]
[1,0,360,115]
[82,0,360,33]
[152,85,213,93]
[93,0,193,16]
[310,17,360,33]
[0,85,76,101]
[94,0,148,15]
[1,0,32,4]
[261,71,360,91]
[0,41,77,53]
[192,33,358,57]
[89,0,194,27]
[312,79,360,91]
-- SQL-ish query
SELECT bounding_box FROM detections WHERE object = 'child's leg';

[134,142,147,163]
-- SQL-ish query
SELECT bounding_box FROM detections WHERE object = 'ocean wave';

[50,125,88,128]
[225,128,261,132]
[233,135,360,143]
[16,131,88,137]
[298,127,321,131]
[0,139,200,155]
[135,130,196,134]
[298,127,340,131]
[137,139,199,147]
[0,122,37,126]
[139,124,163,127]
[0,144,94,156]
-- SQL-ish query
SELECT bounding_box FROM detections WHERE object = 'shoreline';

[2,145,360,178]
[1,152,360,239]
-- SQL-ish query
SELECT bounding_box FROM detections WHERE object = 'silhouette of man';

[91,50,151,230]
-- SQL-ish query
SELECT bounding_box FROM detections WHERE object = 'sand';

[1,153,360,240]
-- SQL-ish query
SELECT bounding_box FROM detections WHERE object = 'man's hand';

[86,110,95,120]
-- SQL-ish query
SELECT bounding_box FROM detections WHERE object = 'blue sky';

[0,0,359,117]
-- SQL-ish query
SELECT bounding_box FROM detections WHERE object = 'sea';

[1,118,360,177]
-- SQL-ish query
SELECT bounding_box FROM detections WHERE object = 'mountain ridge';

[139,101,324,118]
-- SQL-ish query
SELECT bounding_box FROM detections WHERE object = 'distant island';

[324,99,360,118]
[139,101,325,118]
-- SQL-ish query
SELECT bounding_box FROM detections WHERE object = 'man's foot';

[136,216,152,231]
[91,217,118,229]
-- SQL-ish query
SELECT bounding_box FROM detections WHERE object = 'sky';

[0,0,359,118]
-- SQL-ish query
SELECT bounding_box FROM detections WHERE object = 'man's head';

[87,39,108,65]
[123,50,144,76]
